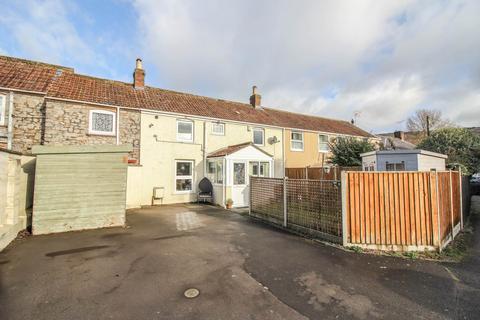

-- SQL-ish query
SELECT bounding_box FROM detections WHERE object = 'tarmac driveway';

[0,203,479,320]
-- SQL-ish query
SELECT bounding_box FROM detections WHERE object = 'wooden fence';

[285,166,361,180]
[342,171,463,251]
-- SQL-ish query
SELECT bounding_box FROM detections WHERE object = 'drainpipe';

[203,121,207,177]
[282,128,286,177]
[7,92,14,150]
[116,107,120,145]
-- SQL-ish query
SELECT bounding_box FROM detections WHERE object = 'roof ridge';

[0,55,74,72]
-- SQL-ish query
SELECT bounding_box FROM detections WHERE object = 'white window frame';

[88,109,116,136]
[0,94,6,126]
[211,122,225,136]
[207,159,224,184]
[318,134,330,153]
[176,119,194,142]
[174,160,194,193]
[253,128,265,146]
[290,131,304,151]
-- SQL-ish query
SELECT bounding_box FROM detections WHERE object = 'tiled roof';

[207,142,272,158]
[0,55,73,93]
[0,55,372,137]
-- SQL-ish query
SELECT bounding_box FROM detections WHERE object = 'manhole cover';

[184,288,200,298]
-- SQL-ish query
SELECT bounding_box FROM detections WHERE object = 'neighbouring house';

[361,149,447,172]
[378,127,480,146]
[376,131,415,150]
[0,55,372,209]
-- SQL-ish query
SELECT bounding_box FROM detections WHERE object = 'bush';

[329,137,375,166]
[417,128,480,175]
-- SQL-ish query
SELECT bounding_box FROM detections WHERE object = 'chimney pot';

[133,58,145,89]
[136,58,143,70]
[394,130,405,141]
[250,85,261,109]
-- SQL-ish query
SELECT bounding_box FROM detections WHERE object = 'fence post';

[249,177,252,216]
[435,171,442,252]
[458,167,464,229]
[341,171,348,246]
[305,167,308,180]
[449,170,454,240]
[283,177,288,227]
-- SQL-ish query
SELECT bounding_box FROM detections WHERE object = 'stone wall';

[10,93,141,161]
[119,109,141,161]
[43,100,141,161]
[12,92,46,154]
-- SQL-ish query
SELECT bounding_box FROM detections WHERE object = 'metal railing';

[250,177,342,243]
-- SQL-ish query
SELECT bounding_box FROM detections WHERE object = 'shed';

[360,149,447,172]
[31,144,132,235]
[206,142,274,208]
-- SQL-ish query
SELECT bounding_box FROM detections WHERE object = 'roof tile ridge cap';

[0,54,74,72]
[262,106,351,124]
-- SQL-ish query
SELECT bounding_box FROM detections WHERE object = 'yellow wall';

[126,113,284,207]
[284,129,331,168]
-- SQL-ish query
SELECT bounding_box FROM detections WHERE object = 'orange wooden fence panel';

[343,171,462,250]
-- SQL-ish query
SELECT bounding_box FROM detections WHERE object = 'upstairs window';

[89,110,116,135]
[177,120,193,142]
[0,94,5,126]
[291,131,304,151]
[211,122,225,135]
[253,128,264,146]
[318,134,329,152]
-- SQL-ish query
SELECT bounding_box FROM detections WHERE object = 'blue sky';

[0,0,479,133]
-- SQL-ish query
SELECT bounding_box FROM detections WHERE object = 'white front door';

[231,161,248,207]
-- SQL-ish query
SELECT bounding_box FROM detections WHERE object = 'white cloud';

[0,0,96,66]
[134,0,480,132]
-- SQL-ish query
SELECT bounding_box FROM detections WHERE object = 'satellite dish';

[268,136,279,144]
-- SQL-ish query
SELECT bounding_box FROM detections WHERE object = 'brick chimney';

[133,58,145,89]
[394,130,405,141]
[250,86,261,109]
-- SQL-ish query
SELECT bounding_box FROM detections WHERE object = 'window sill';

[174,191,195,195]
[290,149,304,152]
[87,132,116,137]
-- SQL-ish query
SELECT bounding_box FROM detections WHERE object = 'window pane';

[178,122,192,134]
[253,129,264,145]
[249,162,259,176]
[92,112,114,132]
[260,162,269,177]
[208,161,215,174]
[292,132,302,141]
[216,161,223,184]
[176,179,192,191]
[176,161,192,176]
[292,141,303,150]
[212,123,224,134]
[396,162,405,171]
[233,163,245,185]
[386,163,395,171]
[319,135,329,151]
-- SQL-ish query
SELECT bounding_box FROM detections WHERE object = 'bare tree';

[406,109,452,134]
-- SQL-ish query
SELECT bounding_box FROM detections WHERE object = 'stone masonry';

[10,92,141,161]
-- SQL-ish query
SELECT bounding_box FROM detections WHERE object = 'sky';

[0,0,478,133]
